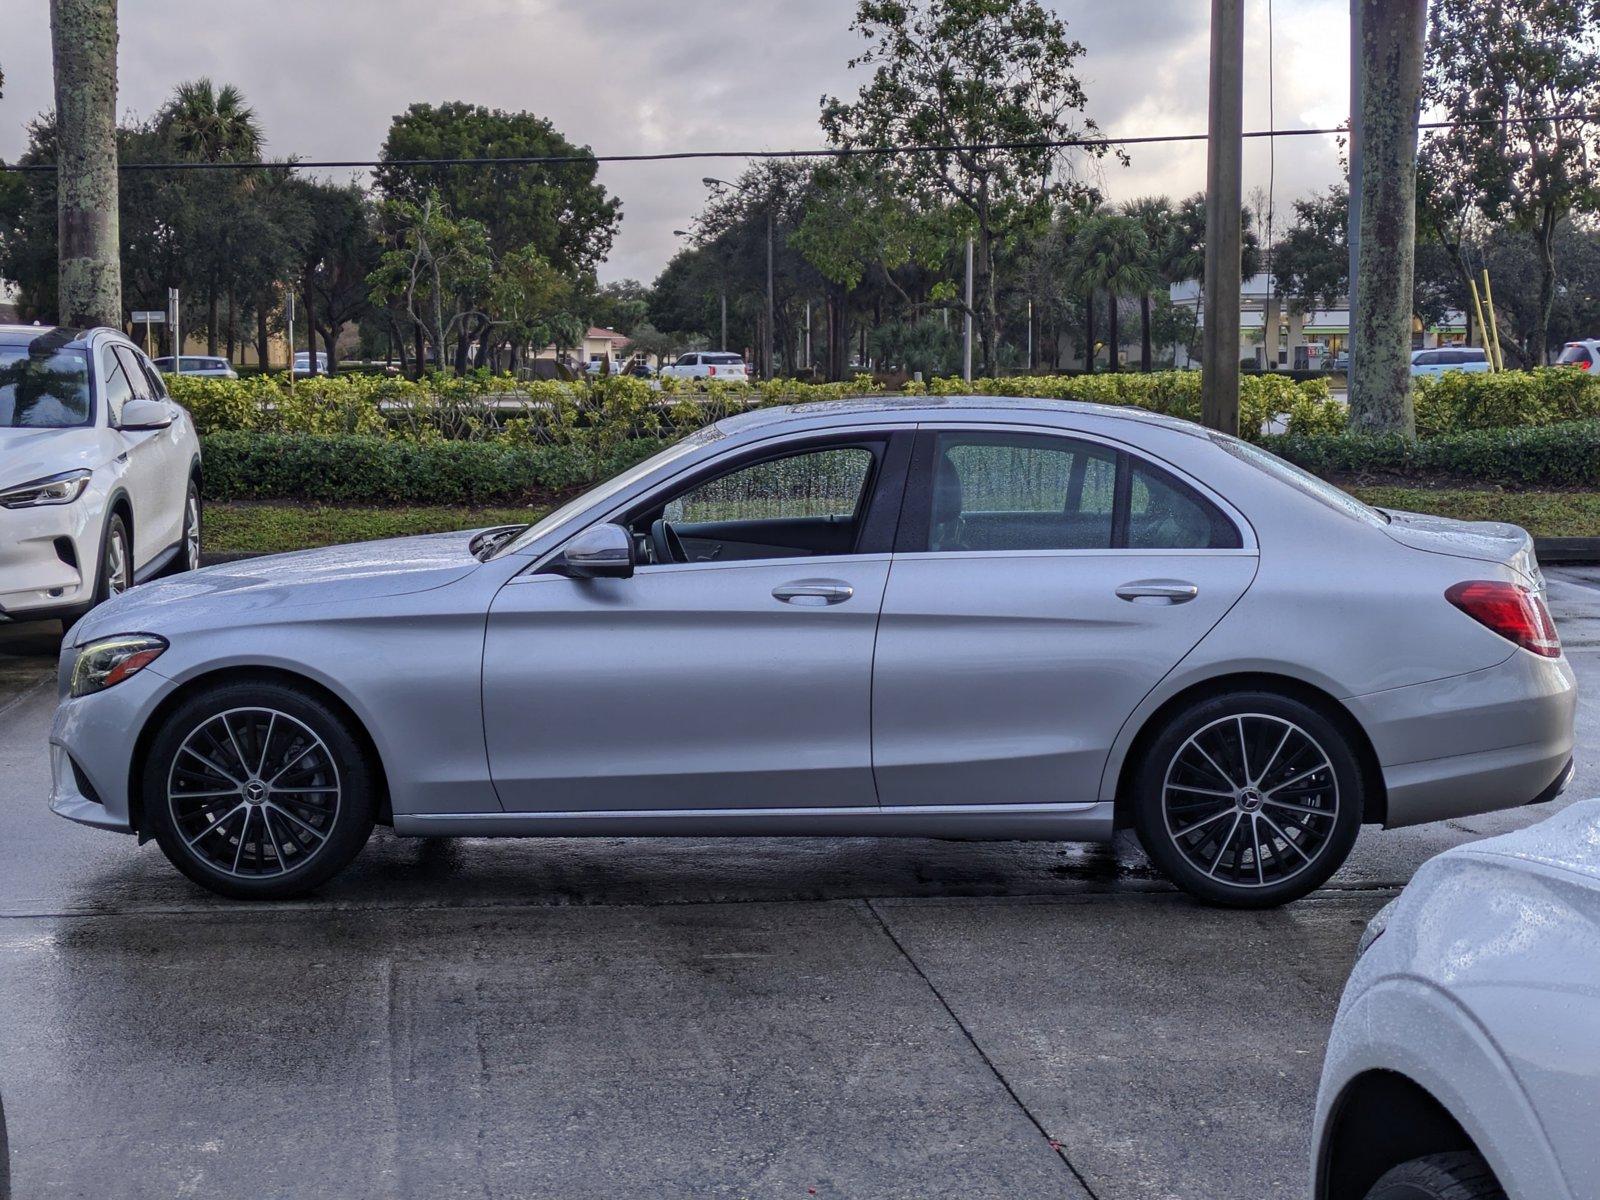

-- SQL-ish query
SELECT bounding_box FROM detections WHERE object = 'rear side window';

[914,430,1239,553]
[704,353,744,365]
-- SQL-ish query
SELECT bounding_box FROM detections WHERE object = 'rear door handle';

[1116,579,1199,605]
[772,580,855,606]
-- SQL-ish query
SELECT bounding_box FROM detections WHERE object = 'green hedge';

[1263,419,1600,488]
[202,419,1600,506]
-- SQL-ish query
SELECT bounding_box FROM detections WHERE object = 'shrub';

[1264,419,1600,488]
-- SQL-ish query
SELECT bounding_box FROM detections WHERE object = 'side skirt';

[394,800,1117,841]
[133,540,182,584]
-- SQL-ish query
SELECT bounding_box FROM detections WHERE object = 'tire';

[142,681,376,900]
[1130,690,1364,907]
[93,511,132,605]
[1364,1151,1506,1199]
[172,479,201,575]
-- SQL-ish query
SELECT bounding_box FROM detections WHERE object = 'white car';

[659,351,750,382]
[1312,796,1597,1200]
[1556,339,1600,372]
[1410,346,1490,378]
[292,351,330,374]
[0,325,202,625]
[152,355,238,379]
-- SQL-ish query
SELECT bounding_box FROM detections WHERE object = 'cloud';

[2,0,1350,281]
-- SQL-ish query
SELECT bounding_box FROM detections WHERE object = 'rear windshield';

[0,344,93,428]
[1559,345,1593,365]
[1209,431,1388,527]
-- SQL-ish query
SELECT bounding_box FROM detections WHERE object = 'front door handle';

[1116,579,1199,605]
[772,580,855,607]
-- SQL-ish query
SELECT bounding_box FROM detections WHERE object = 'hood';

[1450,797,1600,887]
[71,530,486,645]
[1377,508,1542,589]
[0,427,111,490]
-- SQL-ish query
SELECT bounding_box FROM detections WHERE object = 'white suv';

[0,325,202,626]
[659,351,750,382]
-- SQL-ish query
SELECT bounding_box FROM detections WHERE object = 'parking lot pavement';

[0,568,1595,1198]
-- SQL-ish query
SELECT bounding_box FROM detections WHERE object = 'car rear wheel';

[1363,1151,1506,1199]
[1130,691,1364,907]
[143,681,376,900]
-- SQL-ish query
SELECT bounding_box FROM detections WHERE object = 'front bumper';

[0,500,97,619]
[1346,649,1577,828]
[48,664,174,835]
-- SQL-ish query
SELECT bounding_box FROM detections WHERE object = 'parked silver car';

[48,398,1575,902]
[1312,800,1600,1200]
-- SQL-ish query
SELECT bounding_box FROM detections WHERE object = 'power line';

[4,110,1599,173]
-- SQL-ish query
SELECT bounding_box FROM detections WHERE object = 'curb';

[1534,538,1600,566]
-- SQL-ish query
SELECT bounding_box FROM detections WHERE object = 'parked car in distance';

[1556,339,1600,371]
[49,398,1573,902]
[292,351,330,374]
[1,325,203,626]
[152,355,238,379]
[1312,799,1598,1200]
[1322,351,1350,372]
[1409,346,1490,378]
[659,351,750,382]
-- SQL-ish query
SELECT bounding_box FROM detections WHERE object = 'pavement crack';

[862,897,1103,1200]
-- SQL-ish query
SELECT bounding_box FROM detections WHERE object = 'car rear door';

[482,430,913,813]
[871,424,1259,810]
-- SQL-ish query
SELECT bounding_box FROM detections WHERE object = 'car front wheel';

[1130,691,1364,907]
[143,681,376,899]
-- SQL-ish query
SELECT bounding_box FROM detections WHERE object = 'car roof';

[712,394,1213,440]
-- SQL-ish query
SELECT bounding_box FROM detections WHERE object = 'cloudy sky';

[2,0,1352,282]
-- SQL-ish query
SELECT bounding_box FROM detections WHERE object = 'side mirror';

[119,397,173,431]
[554,523,634,579]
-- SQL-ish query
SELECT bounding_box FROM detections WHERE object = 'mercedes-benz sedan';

[48,398,1575,904]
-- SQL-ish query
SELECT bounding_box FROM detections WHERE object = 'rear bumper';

[1346,650,1577,828]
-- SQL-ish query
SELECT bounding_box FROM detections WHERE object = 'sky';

[1,0,1352,283]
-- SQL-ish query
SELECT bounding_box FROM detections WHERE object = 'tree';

[50,0,121,327]
[1121,197,1174,371]
[160,79,261,163]
[368,192,494,376]
[293,180,376,374]
[374,102,621,278]
[1271,187,1349,313]
[1423,0,1600,363]
[1069,214,1154,373]
[821,0,1116,376]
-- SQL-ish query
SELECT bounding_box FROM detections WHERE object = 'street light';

[704,176,775,381]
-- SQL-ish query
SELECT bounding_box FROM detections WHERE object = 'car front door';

[482,430,912,813]
[871,425,1259,809]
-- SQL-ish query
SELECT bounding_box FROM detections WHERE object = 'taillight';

[708,365,717,376]
[1445,580,1561,657]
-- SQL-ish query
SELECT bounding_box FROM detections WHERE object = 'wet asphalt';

[1,572,1598,1199]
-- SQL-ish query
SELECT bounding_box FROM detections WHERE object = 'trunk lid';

[1377,508,1544,592]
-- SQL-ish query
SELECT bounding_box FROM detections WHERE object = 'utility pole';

[1348,0,1425,436]
[1201,0,1245,434]
[1347,0,1363,367]
[962,236,974,382]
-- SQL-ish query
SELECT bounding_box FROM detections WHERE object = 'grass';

[206,503,551,555]
[205,488,1600,556]
[1345,487,1600,537]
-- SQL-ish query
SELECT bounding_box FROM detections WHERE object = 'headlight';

[70,634,168,697]
[1356,898,1399,959]
[0,469,92,508]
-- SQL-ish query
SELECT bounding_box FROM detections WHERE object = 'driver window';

[648,446,876,564]
[100,347,135,426]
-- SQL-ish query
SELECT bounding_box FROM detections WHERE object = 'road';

[0,571,1597,1199]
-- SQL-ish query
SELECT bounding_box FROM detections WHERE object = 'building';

[1168,274,1468,369]
[534,326,630,370]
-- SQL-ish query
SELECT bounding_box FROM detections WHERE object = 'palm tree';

[1069,214,1155,374]
[159,78,262,163]
[50,0,121,327]
[159,80,264,356]
[1122,197,1174,371]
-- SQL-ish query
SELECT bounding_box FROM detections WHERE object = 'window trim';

[542,428,917,575]
[895,422,1252,556]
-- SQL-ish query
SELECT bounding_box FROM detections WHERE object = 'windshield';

[0,343,93,428]
[1210,431,1388,526]
[490,427,724,559]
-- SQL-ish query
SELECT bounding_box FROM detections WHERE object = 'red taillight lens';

[1446,580,1561,657]
[708,365,717,376]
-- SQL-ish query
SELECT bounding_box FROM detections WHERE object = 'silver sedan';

[47,398,1576,905]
